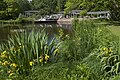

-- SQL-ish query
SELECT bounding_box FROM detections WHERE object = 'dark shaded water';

[0,23,72,44]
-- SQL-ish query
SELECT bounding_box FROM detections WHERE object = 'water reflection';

[0,23,72,44]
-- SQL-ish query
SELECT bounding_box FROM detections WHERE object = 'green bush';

[61,20,105,61]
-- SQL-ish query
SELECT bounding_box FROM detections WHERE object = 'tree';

[31,0,57,15]
[65,0,120,21]
[31,0,67,15]
[4,0,21,19]
[64,0,81,13]
[56,0,66,12]
[0,0,21,20]
[0,0,6,19]
[16,0,31,12]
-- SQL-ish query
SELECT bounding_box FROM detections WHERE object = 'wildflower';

[103,47,108,52]
[29,61,34,66]
[39,58,43,63]
[109,48,113,53]
[11,63,17,68]
[8,70,13,74]
[2,61,9,66]
[9,73,14,77]
[0,54,7,58]
[45,54,49,61]
[2,50,7,54]
[0,50,8,58]
[39,55,43,63]
[103,47,106,51]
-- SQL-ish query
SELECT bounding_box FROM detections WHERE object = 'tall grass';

[61,20,104,61]
[26,62,96,80]
[60,20,120,79]
[0,20,120,80]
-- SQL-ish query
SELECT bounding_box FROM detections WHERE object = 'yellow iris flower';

[9,73,14,77]
[39,58,43,63]
[2,61,9,66]
[2,50,7,54]
[11,63,17,68]
[45,54,49,61]
[0,50,8,58]
[29,61,34,66]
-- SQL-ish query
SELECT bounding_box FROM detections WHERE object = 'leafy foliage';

[65,0,120,21]
[31,0,67,15]
[0,0,21,20]
[31,0,57,15]
[16,0,31,12]
[61,20,106,61]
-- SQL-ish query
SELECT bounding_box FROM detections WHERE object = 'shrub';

[60,20,120,79]
[61,20,106,61]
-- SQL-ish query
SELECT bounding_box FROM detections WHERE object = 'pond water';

[0,23,72,44]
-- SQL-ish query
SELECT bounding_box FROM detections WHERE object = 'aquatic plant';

[0,29,61,79]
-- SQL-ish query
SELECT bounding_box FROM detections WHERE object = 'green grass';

[0,17,34,24]
[107,25,120,37]
[97,20,120,37]
[0,20,120,80]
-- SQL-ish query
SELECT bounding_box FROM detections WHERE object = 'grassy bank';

[0,20,120,80]
[107,25,120,37]
[93,20,120,37]
[0,18,34,24]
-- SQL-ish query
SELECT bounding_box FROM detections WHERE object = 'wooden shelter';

[24,10,40,17]
[87,11,110,19]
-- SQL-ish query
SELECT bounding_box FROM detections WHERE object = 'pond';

[0,23,72,44]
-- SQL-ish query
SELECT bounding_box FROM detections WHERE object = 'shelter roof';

[87,11,110,14]
[24,10,40,13]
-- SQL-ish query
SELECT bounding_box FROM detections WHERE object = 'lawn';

[100,21,120,37]
[108,25,120,37]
